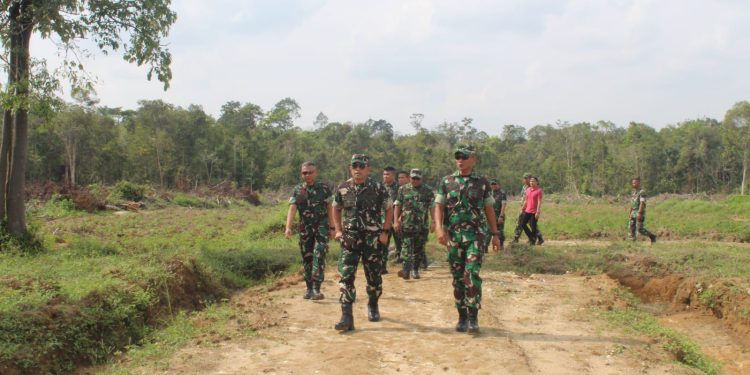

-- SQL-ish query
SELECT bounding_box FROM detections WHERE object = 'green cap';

[454,143,476,156]
[351,154,370,165]
[523,172,532,179]
[490,179,498,184]
[409,168,422,178]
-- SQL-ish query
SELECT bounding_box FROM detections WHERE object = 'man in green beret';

[332,154,393,331]
[435,144,500,334]
[393,168,435,280]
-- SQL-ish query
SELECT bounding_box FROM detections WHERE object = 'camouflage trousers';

[400,230,428,264]
[378,228,402,264]
[338,231,383,304]
[483,216,506,251]
[447,228,484,309]
[628,217,655,240]
[299,225,329,284]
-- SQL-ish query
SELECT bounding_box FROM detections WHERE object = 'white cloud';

[28,0,750,133]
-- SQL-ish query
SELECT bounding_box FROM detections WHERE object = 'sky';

[31,0,750,135]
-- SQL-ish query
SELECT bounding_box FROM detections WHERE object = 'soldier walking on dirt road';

[434,144,500,334]
[285,162,333,300]
[379,166,400,275]
[628,177,657,244]
[393,169,435,280]
[332,154,393,331]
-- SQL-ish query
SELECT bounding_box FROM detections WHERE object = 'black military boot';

[411,262,420,279]
[311,281,324,300]
[467,307,480,334]
[367,297,381,322]
[649,233,657,244]
[455,307,468,332]
[397,262,411,280]
[334,303,354,331]
[536,233,544,246]
[303,280,313,299]
[421,253,429,270]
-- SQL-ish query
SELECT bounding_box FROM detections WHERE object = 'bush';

[109,181,148,203]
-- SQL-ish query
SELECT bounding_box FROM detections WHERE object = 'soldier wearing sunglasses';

[434,144,500,334]
[332,154,393,331]
[285,161,333,300]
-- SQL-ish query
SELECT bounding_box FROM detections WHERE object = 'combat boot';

[455,307,468,332]
[536,233,544,246]
[311,281,324,300]
[649,234,657,244]
[421,254,429,270]
[467,307,480,334]
[334,303,354,331]
[411,263,420,279]
[303,280,313,299]
[367,297,381,322]
[397,262,411,280]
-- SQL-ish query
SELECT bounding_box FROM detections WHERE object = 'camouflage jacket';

[333,177,392,233]
[492,189,507,218]
[394,183,435,233]
[630,189,648,218]
[382,181,400,222]
[435,171,494,231]
[289,181,332,228]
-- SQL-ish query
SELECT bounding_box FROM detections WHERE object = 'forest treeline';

[25,98,750,196]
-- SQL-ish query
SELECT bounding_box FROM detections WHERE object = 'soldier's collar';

[452,170,477,178]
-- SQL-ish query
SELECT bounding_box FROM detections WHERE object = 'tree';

[313,112,328,128]
[0,0,176,238]
[723,101,750,195]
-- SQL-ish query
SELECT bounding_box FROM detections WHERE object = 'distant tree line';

[23,98,750,196]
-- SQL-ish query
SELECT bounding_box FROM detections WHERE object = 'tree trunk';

[6,1,34,237]
[0,110,13,222]
[742,147,748,195]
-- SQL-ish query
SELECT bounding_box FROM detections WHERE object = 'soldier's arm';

[284,204,297,239]
[393,204,402,231]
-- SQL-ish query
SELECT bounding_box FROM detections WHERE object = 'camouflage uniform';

[436,171,494,310]
[379,180,401,270]
[333,177,392,304]
[394,175,434,271]
[289,181,332,289]
[492,188,507,245]
[629,188,657,242]
[513,184,528,241]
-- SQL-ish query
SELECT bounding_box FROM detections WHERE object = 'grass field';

[1,193,748,373]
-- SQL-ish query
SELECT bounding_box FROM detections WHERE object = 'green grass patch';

[602,289,721,374]
[0,204,300,374]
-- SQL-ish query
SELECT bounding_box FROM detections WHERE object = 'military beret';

[351,154,370,165]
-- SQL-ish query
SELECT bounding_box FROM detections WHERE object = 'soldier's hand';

[393,222,401,233]
[637,214,642,221]
[498,216,505,224]
[378,231,388,245]
[284,228,292,240]
[429,222,435,233]
[437,230,448,246]
[335,230,343,241]
[492,236,500,252]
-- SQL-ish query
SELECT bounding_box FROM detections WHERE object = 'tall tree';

[723,101,750,195]
[0,0,176,238]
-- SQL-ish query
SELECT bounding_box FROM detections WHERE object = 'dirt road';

[155,261,698,375]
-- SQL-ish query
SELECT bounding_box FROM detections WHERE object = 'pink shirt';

[523,187,543,214]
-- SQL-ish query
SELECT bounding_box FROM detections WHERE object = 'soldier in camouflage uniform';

[628,177,657,243]
[490,179,510,255]
[379,166,400,274]
[332,154,393,331]
[285,161,333,300]
[393,169,435,280]
[435,144,501,334]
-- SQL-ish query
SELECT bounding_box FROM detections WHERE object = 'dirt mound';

[605,254,750,347]
[0,259,227,375]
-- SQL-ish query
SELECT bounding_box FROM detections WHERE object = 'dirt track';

[152,260,704,375]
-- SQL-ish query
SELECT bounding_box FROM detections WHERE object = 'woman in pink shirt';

[519,176,543,245]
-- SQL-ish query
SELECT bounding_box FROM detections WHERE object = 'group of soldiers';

[284,144,657,334]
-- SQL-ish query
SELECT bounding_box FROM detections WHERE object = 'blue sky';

[31,0,750,135]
